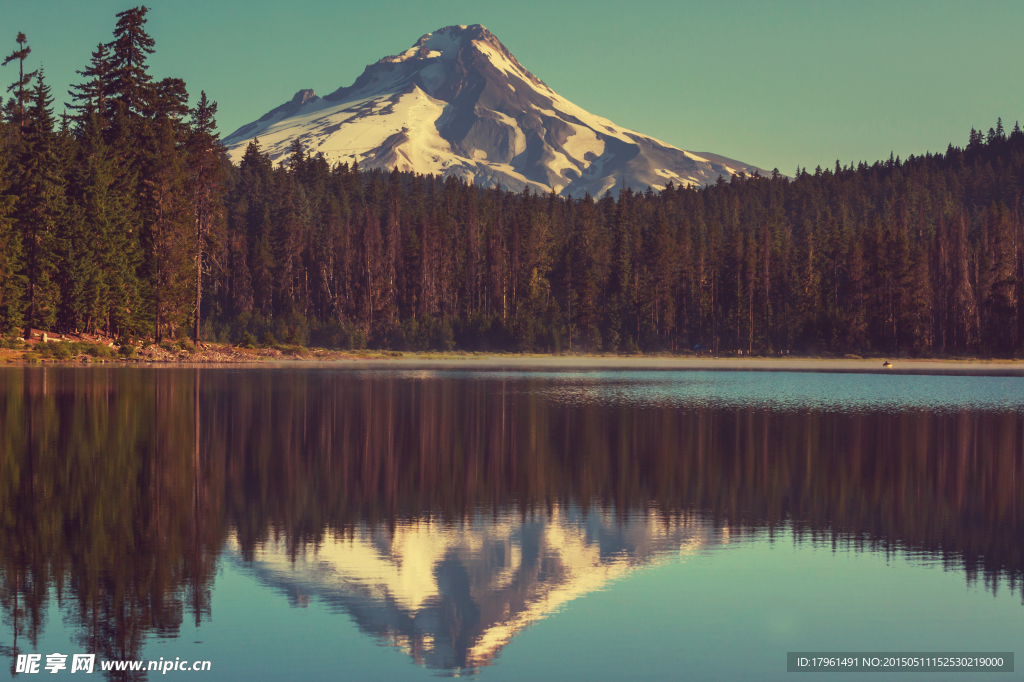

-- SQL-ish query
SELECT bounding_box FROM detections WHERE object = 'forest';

[2,7,1024,356]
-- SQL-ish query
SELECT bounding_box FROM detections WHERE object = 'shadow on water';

[0,367,1022,678]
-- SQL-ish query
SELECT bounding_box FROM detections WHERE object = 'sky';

[2,0,1023,174]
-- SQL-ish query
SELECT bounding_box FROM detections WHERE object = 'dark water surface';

[0,367,1021,680]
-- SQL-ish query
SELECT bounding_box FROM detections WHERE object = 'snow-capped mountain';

[224,25,770,197]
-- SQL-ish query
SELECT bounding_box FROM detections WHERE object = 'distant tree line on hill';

[2,7,1024,356]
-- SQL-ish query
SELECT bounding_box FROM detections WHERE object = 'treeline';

[210,122,1024,355]
[218,125,1024,356]
[3,9,1024,355]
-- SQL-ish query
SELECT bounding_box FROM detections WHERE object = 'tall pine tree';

[15,72,66,335]
[0,117,23,333]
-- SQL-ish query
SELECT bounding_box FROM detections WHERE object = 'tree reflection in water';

[0,367,1021,676]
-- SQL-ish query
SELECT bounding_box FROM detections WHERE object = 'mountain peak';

[379,24,491,64]
[223,26,770,197]
[367,24,544,90]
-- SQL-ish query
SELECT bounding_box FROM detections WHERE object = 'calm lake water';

[1,367,1021,680]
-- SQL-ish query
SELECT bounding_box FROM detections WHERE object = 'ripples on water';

[381,369,1024,413]
[0,367,1021,678]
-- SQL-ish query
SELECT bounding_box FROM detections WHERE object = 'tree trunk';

[194,249,202,344]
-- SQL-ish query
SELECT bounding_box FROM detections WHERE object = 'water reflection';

[0,367,1022,678]
[235,508,713,673]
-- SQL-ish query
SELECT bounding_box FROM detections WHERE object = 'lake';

[0,366,1021,680]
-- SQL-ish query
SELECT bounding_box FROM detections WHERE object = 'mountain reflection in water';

[235,508,712,672]
[0,367,1022,677]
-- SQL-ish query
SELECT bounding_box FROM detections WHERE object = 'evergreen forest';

[3,8,1024,356]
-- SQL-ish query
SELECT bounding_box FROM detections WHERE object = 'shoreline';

[309,356,1024,376]
[3,346,1024,376]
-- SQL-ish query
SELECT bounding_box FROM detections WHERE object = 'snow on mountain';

[223,25,770,197]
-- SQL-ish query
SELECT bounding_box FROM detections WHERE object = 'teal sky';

[3,0,1023,174]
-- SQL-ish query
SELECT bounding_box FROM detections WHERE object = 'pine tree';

[67,43,111,126]
[15,72,66,335]
[647,206,678,348]
[104,6,154,125]
[2,32,37,134]
[0,118,24,332]
[144,115,194,341]
[485,189,508,323]
[949,212,977,352]
[103,4,156,235]
[844,235,868,351]
[271,167,303,319]
[52,123,96,333]
[68,109,142,337]
[980,203,1017,353]
[899,241,933,353]
[464,188,481,317]
[186,92,225,343]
